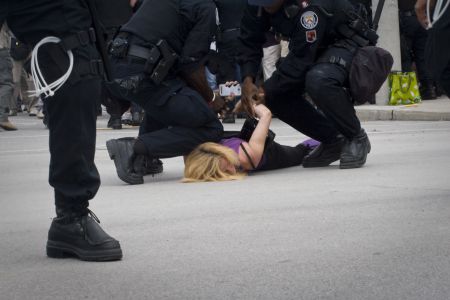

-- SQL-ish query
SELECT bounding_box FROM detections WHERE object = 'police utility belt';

[55,28,104,78]
[109,33,178,85]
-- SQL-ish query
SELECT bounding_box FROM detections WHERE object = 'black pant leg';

[305,47,361,139]
[137,86,223,158]
[265,89,340,144]
[44,47,102,210]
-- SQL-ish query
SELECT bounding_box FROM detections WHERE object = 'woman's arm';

[238,104,272,170]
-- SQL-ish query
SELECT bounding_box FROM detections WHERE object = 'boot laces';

[87,209,100,224]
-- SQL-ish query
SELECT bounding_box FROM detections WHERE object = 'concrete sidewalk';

[356,97,450,121]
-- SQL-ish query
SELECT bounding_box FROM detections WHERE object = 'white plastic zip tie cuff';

[29,36,74,98]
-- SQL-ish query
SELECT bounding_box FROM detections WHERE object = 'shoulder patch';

[305,30,317,43]
[300,11,319,30]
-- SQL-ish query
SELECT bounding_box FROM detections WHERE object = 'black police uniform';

[398,0,436,99]
[238,0,372,168]
[2,0,122,261]
[105,0,223,184]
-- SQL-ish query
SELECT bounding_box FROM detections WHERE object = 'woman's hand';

[253,103,271,119]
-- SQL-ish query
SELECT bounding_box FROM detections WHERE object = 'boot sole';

[106,140,143,185]
[47,240,122,261]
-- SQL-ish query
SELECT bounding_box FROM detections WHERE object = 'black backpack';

[349,46,393,104]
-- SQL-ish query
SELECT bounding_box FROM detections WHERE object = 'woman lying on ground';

[183,103,318,182]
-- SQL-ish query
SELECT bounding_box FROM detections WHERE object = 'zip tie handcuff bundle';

[29,36,74,98]
[427,0,450,29]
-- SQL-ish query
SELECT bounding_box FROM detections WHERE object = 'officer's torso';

[6,0,92,46]
[121,0,180,48]
[121,0,213,54]
[94,0,132,31]
[269,0,354,45]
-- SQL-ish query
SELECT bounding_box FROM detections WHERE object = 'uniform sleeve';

[237,5,270,81]
[264,7,328,94]
[179,1,217,73]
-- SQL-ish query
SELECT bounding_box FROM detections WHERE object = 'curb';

[356,98,450,121]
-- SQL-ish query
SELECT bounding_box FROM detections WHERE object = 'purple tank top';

[220,137,243,155]
[220,137,266,169]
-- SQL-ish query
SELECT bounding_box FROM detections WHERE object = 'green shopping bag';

[388,71,422,105]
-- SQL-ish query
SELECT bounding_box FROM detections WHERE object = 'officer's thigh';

[305,47,352,101]
[146,86,219,128]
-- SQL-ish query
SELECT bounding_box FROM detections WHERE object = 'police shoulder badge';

[305,30,317,43]
[300,11,318,30]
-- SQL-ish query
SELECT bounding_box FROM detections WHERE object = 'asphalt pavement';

[1,98,450,300]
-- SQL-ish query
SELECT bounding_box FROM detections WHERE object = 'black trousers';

[109,58,223,158]
[3,3,102,212]
[40,45,102,210]
[305,46,361,139]
[265,88,341,144]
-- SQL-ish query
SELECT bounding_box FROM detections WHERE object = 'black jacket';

[121,0,217,73]
[3,0,92,46]
[237,0,355,92]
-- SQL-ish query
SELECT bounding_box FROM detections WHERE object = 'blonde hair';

[182,142,246,183]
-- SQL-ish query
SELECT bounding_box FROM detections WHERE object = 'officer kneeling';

[105,0,224,184]
[238,0,383,169]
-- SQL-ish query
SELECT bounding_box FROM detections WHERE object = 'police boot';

[106,137,144,184]
[107,115,122,130]
[302,135,345,168]
[133,155,164,176]
[339,129,371,169]
[47,207,122,261]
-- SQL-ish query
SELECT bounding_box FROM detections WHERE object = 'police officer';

[105,0,225,184]
[415,0,450,97]
[1,1,122,261]
[399,0,436,99]
[237,0,373,169]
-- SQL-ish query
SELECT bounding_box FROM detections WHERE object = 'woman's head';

[182,142,246,183]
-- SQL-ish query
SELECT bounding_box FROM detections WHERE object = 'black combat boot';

[107,115,122,130]
[133,155,164,176]
[106,137,144,184]
[47,207,122,261]
[339,129,371,169]
[303,135,345,168]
